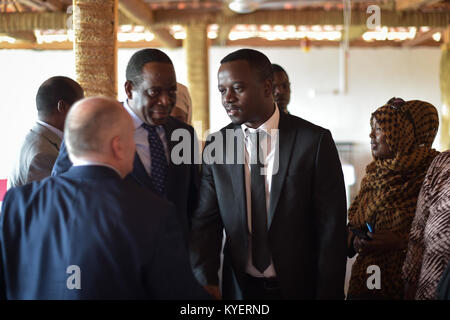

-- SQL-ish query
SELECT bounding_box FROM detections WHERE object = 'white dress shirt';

[36,120,64,140]
[241,106,280,278]
[123,100,169,176]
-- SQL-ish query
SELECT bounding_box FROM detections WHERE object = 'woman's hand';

[354,231,407,256]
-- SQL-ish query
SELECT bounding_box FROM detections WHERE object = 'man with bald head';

[0,97,209,300]
[9,76,84,187]
[52,49,200,242]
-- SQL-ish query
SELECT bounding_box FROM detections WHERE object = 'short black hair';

[126,48,173,86]
[271,64,289,79]
[220,48,273,82]
[36,76,83,117]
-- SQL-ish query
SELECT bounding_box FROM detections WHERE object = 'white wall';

[209,46,442,140]
[0,46,443,183]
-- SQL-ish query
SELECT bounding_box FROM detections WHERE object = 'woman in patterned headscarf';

[347,98,439,300]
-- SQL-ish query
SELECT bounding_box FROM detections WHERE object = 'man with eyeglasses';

[52,49,200,242]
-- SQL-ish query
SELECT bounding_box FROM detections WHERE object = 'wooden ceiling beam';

[12,1,26,12]
[396,0,442,11]
[118,0,154,26]
[214,24,232,46]
[150,26,181,48]
[118,0,180,48]
[38,0,65,11]
[0,37,442,50]
[3,30,36,42]
[1,9,449,33]
[17,0,46,11]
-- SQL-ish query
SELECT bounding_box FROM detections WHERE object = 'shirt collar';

[241,104,280,137]
[71,159,122,177]
[36,120,64,139]
[123,99,143,129]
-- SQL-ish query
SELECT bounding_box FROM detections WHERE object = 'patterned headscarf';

[347,97,439,299]
[405,99,439,148]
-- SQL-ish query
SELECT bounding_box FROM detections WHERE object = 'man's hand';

[204,285,222,300]
[355,231,406,256]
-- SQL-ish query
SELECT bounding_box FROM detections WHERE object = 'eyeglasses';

[386,97,417,138]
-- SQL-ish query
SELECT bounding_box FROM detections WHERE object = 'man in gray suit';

[9,76,84,187]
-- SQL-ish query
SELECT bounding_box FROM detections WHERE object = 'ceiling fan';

[226,0,369,14]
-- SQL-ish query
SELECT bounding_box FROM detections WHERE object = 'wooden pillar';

[440,27,450,149]
[73,0,118,97]
[184,23,210,140]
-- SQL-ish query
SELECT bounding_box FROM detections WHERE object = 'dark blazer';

[438,261,450,300]
[189,112,348,299]
[0,165,209,300]
[52,116,200,239]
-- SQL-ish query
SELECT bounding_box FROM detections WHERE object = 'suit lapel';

[131,152,153,190]
[163,118,178,197]
[268,113,296,228]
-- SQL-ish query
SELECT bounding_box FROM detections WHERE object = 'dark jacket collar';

[62,165,122,180]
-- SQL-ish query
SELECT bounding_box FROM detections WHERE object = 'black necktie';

[249,130,271,273]
[141,123,168,197]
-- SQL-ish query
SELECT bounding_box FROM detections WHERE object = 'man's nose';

[158,92,172,106]
[224,90,236,103]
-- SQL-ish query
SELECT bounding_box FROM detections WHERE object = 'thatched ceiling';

[0,0,449,48]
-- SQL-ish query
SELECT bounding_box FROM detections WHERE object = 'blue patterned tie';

[141,123,168,197]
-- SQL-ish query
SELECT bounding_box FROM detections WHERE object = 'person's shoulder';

[432,150,450,167]
[282,113,330,136]
[123,176,174,210]
[213,122,239,136]
[425,150,450,181]
[24,132,58,156]
[168,116,194,131]
[2,176,54,208]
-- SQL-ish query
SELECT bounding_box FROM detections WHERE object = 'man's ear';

[263,78,273,98]
[124,81,133,100]
[57,100,69,113]
[111,135,123,160]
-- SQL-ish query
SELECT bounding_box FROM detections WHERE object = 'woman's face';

[370,117,394,160]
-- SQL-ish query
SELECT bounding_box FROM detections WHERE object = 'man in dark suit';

[190,49,347,300]
[52,49,199,240]
[9,76,84,187]
[0,97,209,300]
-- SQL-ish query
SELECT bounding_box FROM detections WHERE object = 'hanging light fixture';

[228,0,259,14]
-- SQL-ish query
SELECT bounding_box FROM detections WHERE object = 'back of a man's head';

[220,48,273,83]
[65,97,135,177]
[36,76,84,119]
[126,48,173,86]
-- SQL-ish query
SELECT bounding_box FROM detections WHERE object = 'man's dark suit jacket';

[190,112,348,299]
[52,116,200,239]
[0,165,208,299]
[438,261,450,300]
